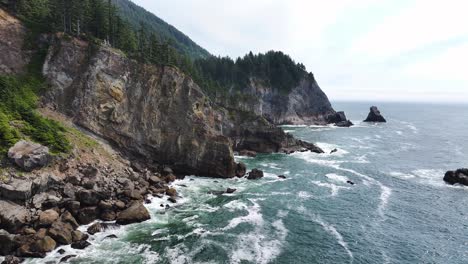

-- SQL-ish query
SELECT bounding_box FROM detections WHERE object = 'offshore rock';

[444,169,468,186]
[327,111,354,127]
[247,169,264,180]
[363,106,387,122]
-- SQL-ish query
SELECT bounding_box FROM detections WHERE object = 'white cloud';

[131,0,468,103]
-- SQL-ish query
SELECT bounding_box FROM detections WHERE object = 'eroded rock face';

[364,106,387,122]
[43,37,236,178]
[7,141,51,172]
[0,178,33,202]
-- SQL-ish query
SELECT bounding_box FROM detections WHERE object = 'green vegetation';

[0,46,71,156]
[2,0,312,100]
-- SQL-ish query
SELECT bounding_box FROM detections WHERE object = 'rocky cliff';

[41,36,322,178]
[0,8,30,74]
[214,75,336,125]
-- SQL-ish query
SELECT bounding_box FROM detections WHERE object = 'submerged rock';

[226,188,237,194]
[278,175,287,179]
[444,169,468,186]
[363,106,387,122]
[71,240,91,250]
[7,140,51,171]
[247,169,264,180]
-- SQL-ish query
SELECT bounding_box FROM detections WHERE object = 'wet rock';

[60,211,79,229]
[0,229,18,255]
[235,162,247,178]
[327,111,353,127]
[226,188,236,194]
[347,180,355,185]
[278,175,287,179]
[76,207,98,225]
[444,169,468,186]
[116,202,150,225]
[100,210,117,221]
[38,209,59,227]
[71,230,86,242]
[330,149,338,154]
[104,234,118,240]
[57,249,66,255]
[167,197,177,203]
[1,256,22,264]
[71,240,91,250]
[247,169,264,180]
[165,188,177,197]
[239,150,257,157]
[7,140,51,171]
[30,236,56,253]
[87,222,117,235]
[0,178,32,202]
[0,201,31,233]
[60,255,77,262]
[363,106,386,122]
[47,221,73,245]
[335,120,354,127]
[164,174,177,183]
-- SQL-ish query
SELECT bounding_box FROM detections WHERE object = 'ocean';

[27,102,468,264]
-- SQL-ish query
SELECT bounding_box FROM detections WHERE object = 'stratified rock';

[247,169,264,180]
[7,140,51,171]
[116,202,150,225]
[0,178,33,202]
[0,201,31,233]
[444,169,468,186]
[363,106,387,122]
[235,162,247,178]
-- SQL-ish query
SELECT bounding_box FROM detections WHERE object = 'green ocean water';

[26,102,468,264]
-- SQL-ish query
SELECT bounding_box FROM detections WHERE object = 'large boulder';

[47,221,74,245]
[444,169,468,186]
[38,209,59,227]
[7,140,51,171]
[247,169,264,180]
[0,178,33,202]
[116,201,150,225]
[363,106,386,122]
[0,201,31,233]
[30,236,56,253]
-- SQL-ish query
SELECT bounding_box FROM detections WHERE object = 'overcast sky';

[132,0,468,103]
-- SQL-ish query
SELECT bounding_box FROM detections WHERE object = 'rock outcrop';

[42,36,324,178]
[0,8,31,74]
[247,169,264,180]
[363,106,386,122]
[327,111,354,127]
[7,141,51,172]
[444,169,468,186]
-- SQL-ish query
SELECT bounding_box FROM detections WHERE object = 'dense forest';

[1,0,313,97]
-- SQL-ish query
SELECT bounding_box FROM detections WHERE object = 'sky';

[132,0,468,103]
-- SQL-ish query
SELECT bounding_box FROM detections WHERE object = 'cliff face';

[0,8,31,74]
[43,37,235,178]
[215,76,336,125]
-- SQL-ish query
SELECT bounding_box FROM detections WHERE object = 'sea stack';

[363,106,386,122]
[444,169,468,186]
[327,111,354,127]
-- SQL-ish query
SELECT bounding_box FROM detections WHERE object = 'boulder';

[7,140,51,171]
[278,175,287,179]
[226,188,236,194]
[87,222,117,235]
[1,256,22,264]
[71,240,91,250]
[71,230,86,242]
[335,120,354,127]
[116,202,150,225]
[60,255,77,262]
[235,162,247,178]
[444,169,468,186]
[47,221,74,245]
[0,178,33,202]
[76,207,98,225]
[363,106,387,122]
[38,209,59,227]
[0,201,31,233]
[247,169,264,180]
[76,189,101,206]
[0,229,18,255]
[167,197,177,203]
[30,236,56,253]
[100,210,117,221]
[165,188,177,197]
